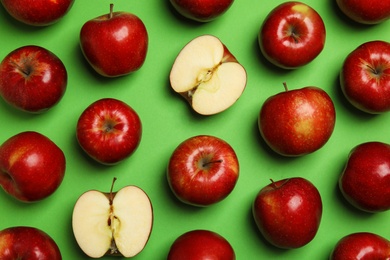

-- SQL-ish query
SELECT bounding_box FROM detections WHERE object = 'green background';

[1,0,390,259]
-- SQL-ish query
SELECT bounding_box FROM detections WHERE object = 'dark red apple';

[76,98,142,165]
[252,177,323,249]
[0,0,74,26]
[259,1,326,69]
[0,45,67,113]
[330,232,390,260]
[167,135,239,206]
[258,83,336,156]
[339,142,390,213]
[0,131,66,202]
[336,0,390,24]
[0,226,62,259]
[167,230,235,260]
[340,40,390,114]
[170,0,234,22]
[80,4,148,77]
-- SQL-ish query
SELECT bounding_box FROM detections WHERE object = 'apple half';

[170,35,247,115]
[72,179,153,258]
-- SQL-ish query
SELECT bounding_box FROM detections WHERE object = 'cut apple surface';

[170,35,247,115]
[72,183,153,258]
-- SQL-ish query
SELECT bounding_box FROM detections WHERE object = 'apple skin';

[170,0,234,22]
[340,40,390,114]
[0,45,67,113]
[77,98,142,165]
[336,0,390,24]
[258,84,336,157]
[0,0,74,26]
[339,142,390,213]
[167,135,239,207]
[330,232,390,260]
[0,131,66,202]
[252,177,323,249]
[0,226,62,259]
[80,4,148,77]
[259,1,326,69]
[167,230,236,260]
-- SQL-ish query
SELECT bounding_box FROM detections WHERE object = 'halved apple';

[170,35,247,115]
[72,178,153,258]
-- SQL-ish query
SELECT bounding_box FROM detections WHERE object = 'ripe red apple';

[0,226,62,259]
[0,0,74,26]
[258,83,336,156]
[169,0,234,22]
[77,98,142,165]
[0,45,67,113]
[339,142,390,213]
[259,1,326,69]
[169,35,247,115]
[80,4,148,77]
[252,177,323,249]
[167,135,239,206]
[336,0,390,24]
[340,40,390,114]
[330,232,390,260]
[0,131,66,202]
[167,230,235,260]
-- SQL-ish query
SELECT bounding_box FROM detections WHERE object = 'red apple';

[0,131,66,202]
[167,230,235,260]
[0,0,74,26]
[0,45,67,113]
[259,1,326,69]
[330,232,390,260]
[76,98,142,165]
[167,135,239,206]
[0,226,62,259]
[340,40,390,114]
[336,0,390,24]
[258,83,336,156]
[80,4,148,77]
[170,0,234,22]
[339,142,390,213]
[252,177,323,249]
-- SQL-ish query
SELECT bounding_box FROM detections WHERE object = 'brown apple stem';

[109,3,114,19]
[283,82,288,91]
[109,177,117,205]
[270,179,277,189]
[202,159,223,167]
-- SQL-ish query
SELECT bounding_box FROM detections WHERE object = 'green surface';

[1,0,390,259]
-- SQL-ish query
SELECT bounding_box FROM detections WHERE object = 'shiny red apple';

[0,45,67,113]
[0,131,66,202]
[340,40,390,114]
[330,232,390,260]
[0,0,74,26]
[0,226,62,259]
[76,98,142,165]
[259,1,326,69]
[167,230,235,260]
[258,83,336,156]
[80,4,148,77]
[339,142,390,213]
[170,0,234,22]
[167,135,239,206]
[252,177,323,249]
[336,0,390,24]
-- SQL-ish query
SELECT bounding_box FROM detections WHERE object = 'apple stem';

[109,177,117,205]
[283,82,288,91]
[270,179,277,189]
[202,159,223,167]
[109,3,114,19]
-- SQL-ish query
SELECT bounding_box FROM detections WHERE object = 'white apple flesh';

[72,179,153,258]
[170,35,247,115]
